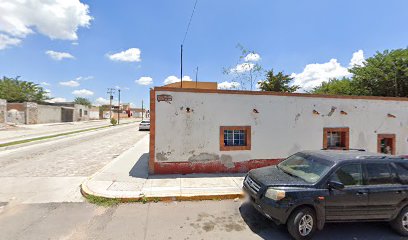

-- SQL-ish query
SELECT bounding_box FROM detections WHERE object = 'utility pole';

[141,100,144,121]
[117,89,121,124]
[180,44,183,88]
[107,88,115,120]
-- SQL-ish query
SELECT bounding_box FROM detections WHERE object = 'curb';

[80,181,245,203]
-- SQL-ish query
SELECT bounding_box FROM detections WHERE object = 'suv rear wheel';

[391,206,408,236]
[287,207,316,240]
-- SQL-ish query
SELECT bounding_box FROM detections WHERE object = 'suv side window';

[394,162,408,184]
[365,163,395,185]
[330,164,362,186]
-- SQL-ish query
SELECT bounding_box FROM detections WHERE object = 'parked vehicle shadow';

[239,201,402,240]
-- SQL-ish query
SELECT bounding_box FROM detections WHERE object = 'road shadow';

[239,201,289,240]
[239,201,403,240]
[129,153,149,178]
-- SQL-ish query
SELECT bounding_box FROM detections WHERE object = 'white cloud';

[231,62,255,73]
[163,75,192,85]
[0,33,21,49]
[40,82,50,86]
[218,81,241,90]
[349,49,365,67]
[94,97,110,106]
[244,53,261,62]
[72,42,79,46]
[291,59,350,91]
[46,50,75,60]
[291,50,366,91]
[45,97,67,103]
[75,76,93,81]
[107,48,141,62]
[135,76,153,85]
[0,0,92,50]
[72,89,93,96]
[60,80,80,87]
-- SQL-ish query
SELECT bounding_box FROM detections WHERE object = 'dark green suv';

[243,150,408,240]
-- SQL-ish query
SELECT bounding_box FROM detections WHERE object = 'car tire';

[287,207,316,240]
[390,206,408,236]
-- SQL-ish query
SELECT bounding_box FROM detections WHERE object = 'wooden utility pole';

[117,89,121,124]
[107,88,115,120]
[141,100,144,121]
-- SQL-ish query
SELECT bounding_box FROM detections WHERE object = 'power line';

[182,0,198,45]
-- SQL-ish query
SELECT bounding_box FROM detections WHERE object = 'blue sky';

[0,0,407,107]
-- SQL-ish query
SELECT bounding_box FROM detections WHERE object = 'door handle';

[396,190,403,194]
[356,191,367,196]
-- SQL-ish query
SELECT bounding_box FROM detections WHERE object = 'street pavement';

[0,119,127,144]
[0,199,403,240]
[0,121,403,240]
[0,122,148,204]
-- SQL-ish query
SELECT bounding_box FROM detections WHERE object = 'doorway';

[377,134,396,155]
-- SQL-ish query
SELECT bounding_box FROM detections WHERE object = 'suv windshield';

[278,153,334,183]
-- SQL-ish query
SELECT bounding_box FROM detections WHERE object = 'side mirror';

[328,180,345,190]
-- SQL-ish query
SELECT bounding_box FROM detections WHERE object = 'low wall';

[37,105,62,124]
[0,99,6,125]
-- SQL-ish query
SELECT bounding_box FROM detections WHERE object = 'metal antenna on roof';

[195,66,198,88]
[180,0,199,88]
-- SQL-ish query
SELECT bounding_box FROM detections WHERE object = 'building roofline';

[153,87,408,102]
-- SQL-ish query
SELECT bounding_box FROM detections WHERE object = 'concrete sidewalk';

[81,135,245,200]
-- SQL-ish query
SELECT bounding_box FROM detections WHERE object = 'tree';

[311,77,356,95]
[0,76,50,103]
[74,97,92,107]
[258,69,299,93]
[349,48,408,97]
[223,44,263,91]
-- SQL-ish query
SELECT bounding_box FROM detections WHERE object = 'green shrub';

[110,118,117,125]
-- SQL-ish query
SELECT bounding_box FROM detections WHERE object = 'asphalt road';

[0,199,404,240]
[0,122,148,204]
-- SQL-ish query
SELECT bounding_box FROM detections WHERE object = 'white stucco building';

[149,87,408,174]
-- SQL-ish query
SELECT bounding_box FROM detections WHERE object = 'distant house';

[163,81,217,89]
[129,108,147,118]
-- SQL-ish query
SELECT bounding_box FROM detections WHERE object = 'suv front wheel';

[287,207,316,240]
[391,206,408,236]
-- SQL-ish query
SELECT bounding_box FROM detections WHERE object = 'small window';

[79,109,83,117]
[220,126,251,151]
[365,163,395,185]
[323,128,349,149]
[331,164,362,186]
[84,110,88,116]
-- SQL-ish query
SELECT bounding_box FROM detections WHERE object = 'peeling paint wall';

[154,90,408,169]
[0,99,6,125]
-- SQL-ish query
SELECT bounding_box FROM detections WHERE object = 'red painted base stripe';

[153,159,283,175]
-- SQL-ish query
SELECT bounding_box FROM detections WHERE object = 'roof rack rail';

[321,148,366,151]
[357,155,387,159]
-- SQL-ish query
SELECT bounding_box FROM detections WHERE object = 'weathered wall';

[25,102,38,124]
[152,89,408,174]
[37,105,62,123]
[89,107,100,120]
[0,99,7,125]
[73,104,90,121]
[6,103,26,124]
[7,103,25,111]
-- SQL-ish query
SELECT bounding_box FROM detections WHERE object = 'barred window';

[220,126,251,151]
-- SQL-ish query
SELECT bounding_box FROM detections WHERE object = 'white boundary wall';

[154,90,408,164]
